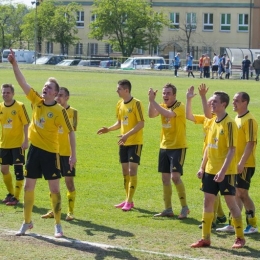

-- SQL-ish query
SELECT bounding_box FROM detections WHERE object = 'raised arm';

[186,86,196,121]
[198,83,212,119]
[7,49,31,95]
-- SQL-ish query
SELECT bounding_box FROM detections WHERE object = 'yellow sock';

[213,194,220,223]
[248,216,257,227]
[217,194,225,217]
[3,173,14,195]
[175,182,187,207]
[127,175,137,203]
[14,180,24,200]
[67,190,76,214]
[51,192,61,225]
[24,190,34,223]
[202,212,214,240]
[233,216,244,239]
[163,185,172,209]
[124,175,130,199]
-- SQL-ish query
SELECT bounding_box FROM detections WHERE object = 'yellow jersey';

[58,106,78,156]
[235,111,258,167]
[0,100,30,148]
[205,114,237,175]
[26,88,73,153]
[116,97,144,145]
[160,101,187,149]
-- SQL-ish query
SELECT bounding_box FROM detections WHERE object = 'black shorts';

[187,66,192,71]
[158,148,186,174]
[212,65,218,72]
[236,167,255,190]
[119,145,142,164]
[25,144,61,180]
[0,147,25,165]
[201,172,236,196]
[60,155,75,177]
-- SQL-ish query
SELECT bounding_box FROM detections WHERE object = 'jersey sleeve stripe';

[22,104,31,123]
[136,101,144,121]
[62,109,73,132]
[227,122,234,146]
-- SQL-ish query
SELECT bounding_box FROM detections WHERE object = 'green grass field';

[0,64,259,259]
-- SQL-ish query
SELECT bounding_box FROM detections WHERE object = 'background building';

[50,0,260,62]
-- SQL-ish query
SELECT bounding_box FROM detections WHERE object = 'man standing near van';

[173,53,181,77]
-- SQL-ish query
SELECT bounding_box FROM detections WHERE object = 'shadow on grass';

[29,205,135,240]
[134,207,201,225]
[30,233,139,260]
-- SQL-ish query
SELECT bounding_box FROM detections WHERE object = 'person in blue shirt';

[186,53,195,78]
[173,53,181,77]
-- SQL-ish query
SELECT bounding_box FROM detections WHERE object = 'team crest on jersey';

[58,125,64,134]
[47,112,54,118]
[128,108,132,113]
[3,118,13,128]
[220,129,224,135]
[123,115,128,125]
[162,118,171,128]
[11,110,17,115]
[35,117,45,129]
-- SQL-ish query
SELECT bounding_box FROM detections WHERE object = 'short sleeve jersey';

[206,114,238,175]
[26,88,73,153]
[193,114,215,154]
[0,100,30,148]
[186,55,193,66]
[160,101,187,149]
[174,55,180,66]
[116,97,144,146]
[58,106,78,156]
[203,56,211,67]
[235,111,258,167]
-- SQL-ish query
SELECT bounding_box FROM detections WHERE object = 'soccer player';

[41,87,78,221]
[0,83,30,206]
[186,53,195,78]
[97,79,144,211]
[148,83,189,219]
[191,91,245,249]
[216,92,258,234]
[8,49,76,238]
[186,84,227,228]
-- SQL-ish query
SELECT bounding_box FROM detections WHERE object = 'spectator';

[199,54,205,78]
[241,55,251,80]
[252,55,260,81]
[211,53,219,79]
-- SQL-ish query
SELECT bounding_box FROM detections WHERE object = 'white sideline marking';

[0,228,208,260]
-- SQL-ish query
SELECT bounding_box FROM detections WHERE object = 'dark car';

[77,60,100,67]
[99,60,120,68]
[34,55,65,65]
[56,59,81,66]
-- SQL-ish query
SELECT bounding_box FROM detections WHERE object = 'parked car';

[99,60,120,68]
[154,63,172,70]
[56,59,81,66]
[77,60,100,67]
[34,55,65,65]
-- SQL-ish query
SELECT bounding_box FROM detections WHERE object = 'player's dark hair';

[60,87,70,96]
[164,83,177,95]
[1,83,14,93]
[214,91,229,108]
[238,92,250,104]
[118,79,132,93]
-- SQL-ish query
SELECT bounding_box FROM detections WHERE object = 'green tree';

[0,3,29,50]
[89,0,169,57]
[49,2,81,55]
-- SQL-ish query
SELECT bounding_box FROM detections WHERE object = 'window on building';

[76,11,84,27]
[220,14,231,31]
[186,13,196,30]
[46,42,53,54]
[203,13,213,31]
[238,14,248,31]
[75,43,83,55]
[91,14,97,22]
[105,43,113,54]
[169,12,179,29]
[90,43,98,55]
[136,48,144,55]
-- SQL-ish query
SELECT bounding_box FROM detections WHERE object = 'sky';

[12,0,37,7]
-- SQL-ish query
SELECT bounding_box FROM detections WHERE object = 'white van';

[121,56,166,69]
[1,49,36,63]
